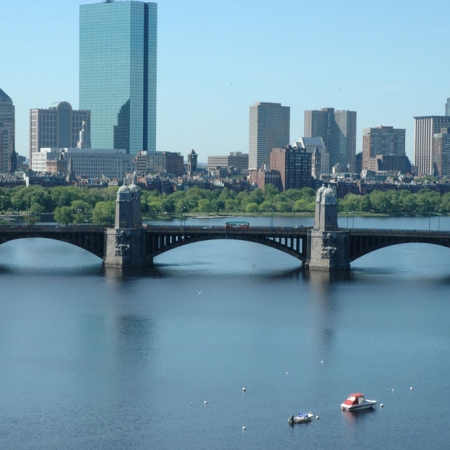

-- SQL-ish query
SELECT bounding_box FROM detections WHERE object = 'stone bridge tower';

[104,181,149,267]
[306,185,350,270]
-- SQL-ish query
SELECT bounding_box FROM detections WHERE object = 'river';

[0,215,449,449]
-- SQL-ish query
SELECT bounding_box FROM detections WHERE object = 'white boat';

[340,393,377,411]
[288,412,314,424]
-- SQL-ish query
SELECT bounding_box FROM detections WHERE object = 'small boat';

[288,412,314,424]
[340,393,377,411]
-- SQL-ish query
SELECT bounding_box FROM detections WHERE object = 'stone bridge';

[1,223,450,271]
[1,184,450,270]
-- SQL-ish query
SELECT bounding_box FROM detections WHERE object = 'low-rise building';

[207,152,249,174]
[32,148,134,179]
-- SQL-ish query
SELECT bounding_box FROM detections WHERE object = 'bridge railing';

[348,228,450,236]
[144,225,312,232]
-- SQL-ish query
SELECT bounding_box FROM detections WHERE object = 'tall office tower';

[304,108,357,172]
[249,102,290,170]
[432,127,450,177]
[362,126,406,170]
[29,102,90,164]
[414,116,450,176]
[0,89,15,173]
[446,98,450,116]
[270,145,312,191]
[79,1,157,156]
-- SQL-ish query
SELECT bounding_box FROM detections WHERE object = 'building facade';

[0,89,15,173]
[433,127,450,177]
[270,145,312,191]
[295,136,329,177]
[32,148,134,179]
[304,108,356,172]
[187,149,197,176]
[249,102,290,171]
[79,1,157,156]
[414,116,450,176]
[135,150,184,176]
[29,101,90,164]
[362,126,406,170]
[207,152,249,174]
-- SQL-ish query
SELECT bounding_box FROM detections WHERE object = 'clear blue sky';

[3,0,450,161]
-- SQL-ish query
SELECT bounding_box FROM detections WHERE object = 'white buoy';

[242,426,246,431]
[316,416,320,420]
[410,386,413,390]
[380,403,384,407]
[387,389,390,392]
[204,401,207,405]
[392,388,394,392]
[242,387,246,392]
[190,402,193,406]
[321,360,323,364]
[286,372,289,375]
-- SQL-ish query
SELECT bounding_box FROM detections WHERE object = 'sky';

[3,0,450,162]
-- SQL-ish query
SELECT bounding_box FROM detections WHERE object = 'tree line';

[0,185,448,226]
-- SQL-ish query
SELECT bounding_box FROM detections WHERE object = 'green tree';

[72,213,85,224]
[259,201,274,212]
[401,193,417,214]
[293,199,311,212]
[161,196,176,214]
[245,202,259,213]
[275,201,292,212]
[263,184,279,199]
[198,199,213,215]
[91,201,114,225]
[54,206,74,225]
[225,199,237,212]
[249,188,264,205]
[71,200,91,214]
[148,199,163,215]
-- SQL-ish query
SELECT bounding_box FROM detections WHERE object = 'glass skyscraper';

[79,1,157,156]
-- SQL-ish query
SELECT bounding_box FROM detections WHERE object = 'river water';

[1,215,450,449]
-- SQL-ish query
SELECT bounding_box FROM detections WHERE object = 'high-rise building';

[29,101,90,164]
[249,102,290,170]
[270,145,312,191]
[0,89,15,173]
[79,1,157,156]
[304,108,357,172]
[433,127,450,177]
[362,126,406,170]
[414,116,450,176]
[446,97,450,116]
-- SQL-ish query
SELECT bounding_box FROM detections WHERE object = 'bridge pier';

[305,185,350,271]
[104,228,151,267]
[103,182,152,268]
[306,229,350,270]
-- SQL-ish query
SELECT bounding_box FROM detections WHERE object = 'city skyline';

[3,0,450,162]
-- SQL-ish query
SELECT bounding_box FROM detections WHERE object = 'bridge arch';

[144,226,309,262]
[0,227,105,259]
[349,229,450,263]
